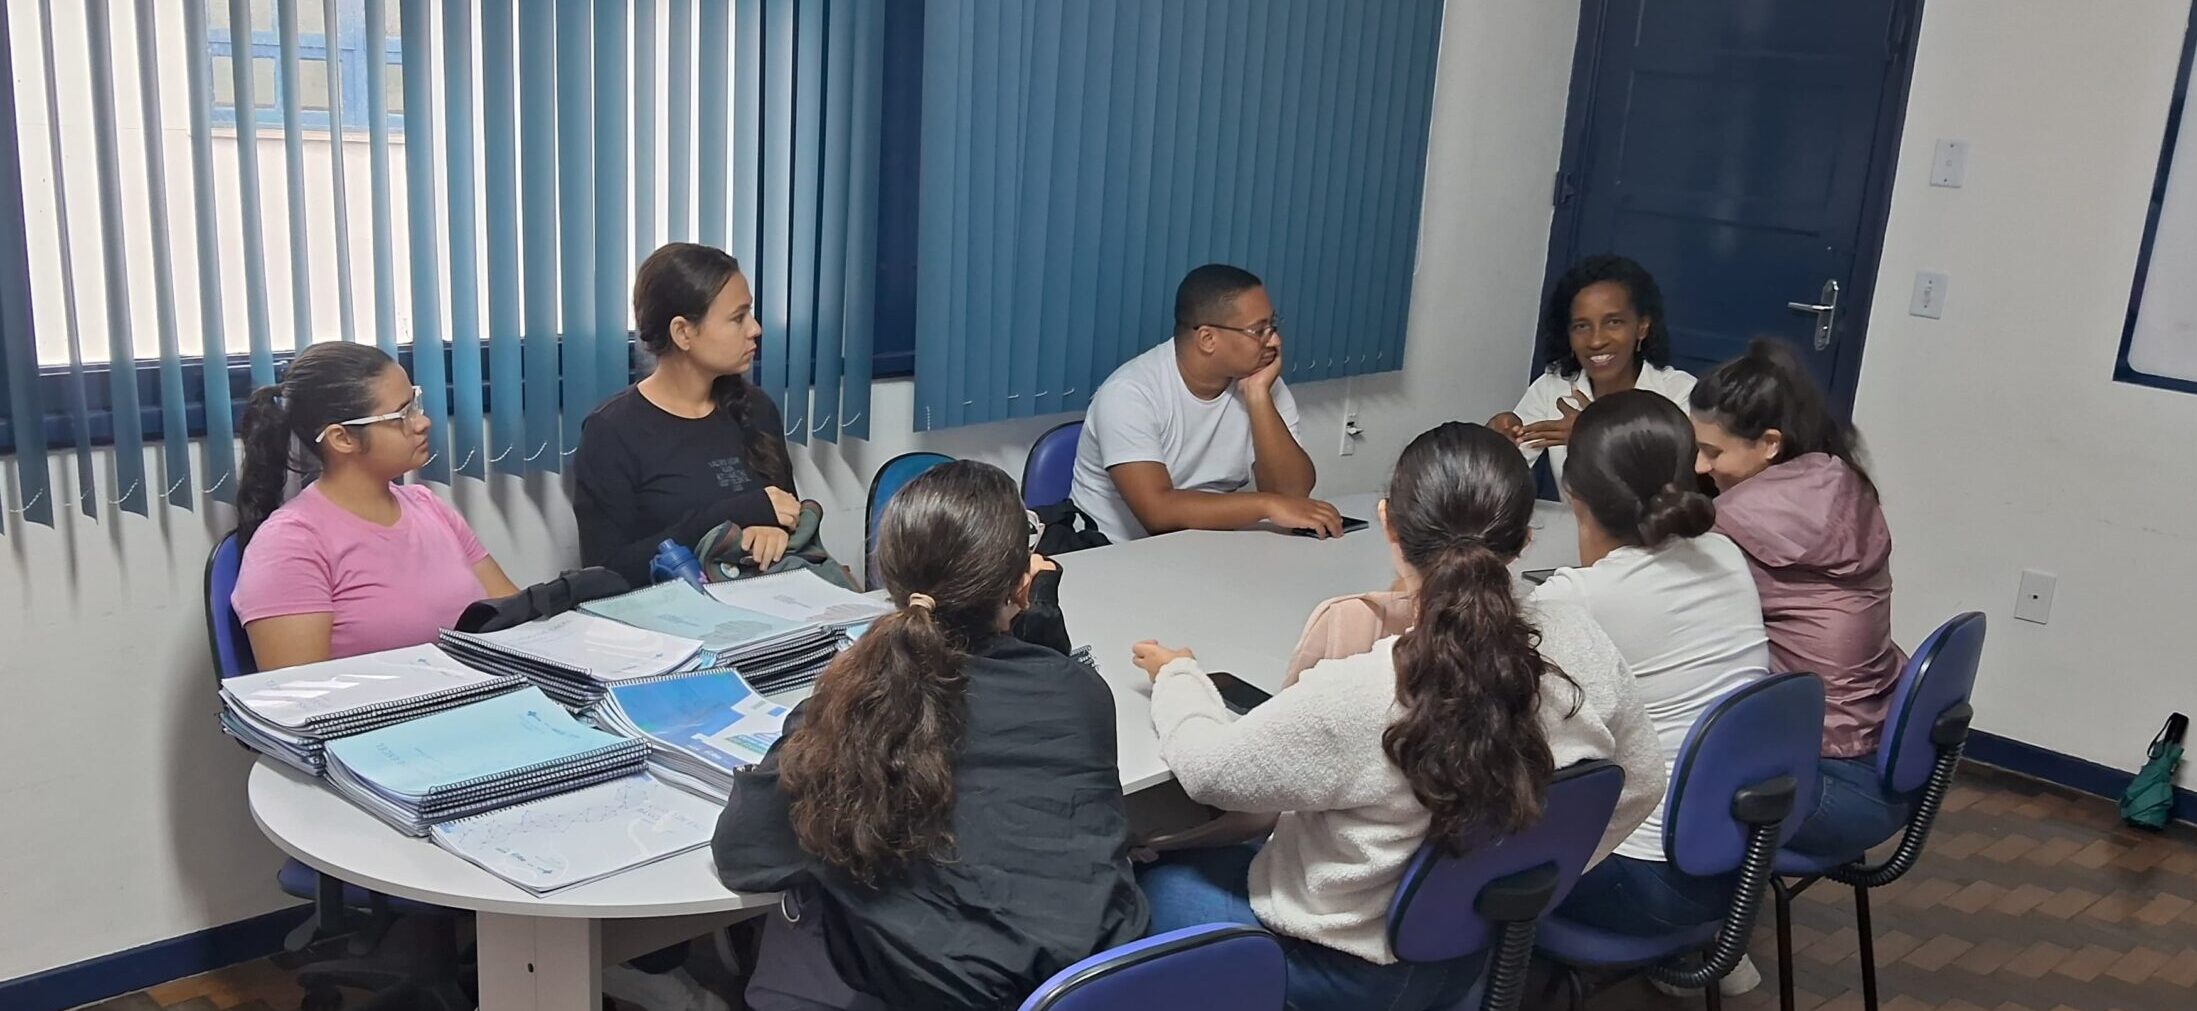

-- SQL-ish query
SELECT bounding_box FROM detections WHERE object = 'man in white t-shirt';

[1070,264,1341,543]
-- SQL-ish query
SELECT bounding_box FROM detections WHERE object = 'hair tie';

[905,593,937,612]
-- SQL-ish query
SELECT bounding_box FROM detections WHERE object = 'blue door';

[1546,0,1921,408]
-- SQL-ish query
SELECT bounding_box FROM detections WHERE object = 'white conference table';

[247,492,1578,1011]
[1065,494,1578,791]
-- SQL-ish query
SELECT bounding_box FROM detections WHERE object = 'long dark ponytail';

[773,461,1029,884]
[1382,422,1578,849]
[632,242,790,489]
[1564,390,1718,547]
[236,342,395,546]
[1688,338,1876,496]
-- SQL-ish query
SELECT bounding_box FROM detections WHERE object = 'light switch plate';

[1910,271,1948,319]
[1931,139,1969,187]
[2014,569,2057,625]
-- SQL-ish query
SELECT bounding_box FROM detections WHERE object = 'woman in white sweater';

[1130,421,1664,1011]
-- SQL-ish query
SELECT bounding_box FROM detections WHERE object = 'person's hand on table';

[742,525,790,569]
[1133,641,1195,680]
[1265,495,1343,538]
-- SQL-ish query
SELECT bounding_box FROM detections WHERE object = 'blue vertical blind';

[0,0,883,529]
[914,0,1445,431]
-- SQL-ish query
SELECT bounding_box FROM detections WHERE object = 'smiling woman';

[1487,254,1700,491]
[228,341,518,671]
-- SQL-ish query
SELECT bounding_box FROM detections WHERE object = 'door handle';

[1785,279,1840,351]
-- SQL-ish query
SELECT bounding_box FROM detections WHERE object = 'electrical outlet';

[1338,411,1361,456]
[2014,569,2057,625]
[1910,271,1948,319]
[1930,139,1969,187]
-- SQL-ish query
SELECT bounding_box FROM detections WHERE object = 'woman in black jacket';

[714,461,1146,1010]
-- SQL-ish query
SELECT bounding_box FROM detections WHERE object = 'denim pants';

[1137,844,1480,1011]
[1555,853,1738,937]
[1782,756,1912,859]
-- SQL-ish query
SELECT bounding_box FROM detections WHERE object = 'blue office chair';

[205,531,471,1011]
[1018,923,1285,1011]
[1536,672,1825,1011]
[1387,760,1628,1011]
[865,451,954,588]
[1769,613,1986,1011]
[1022,420,1084,510]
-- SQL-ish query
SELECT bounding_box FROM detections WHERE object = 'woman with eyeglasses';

[231,341,519,670]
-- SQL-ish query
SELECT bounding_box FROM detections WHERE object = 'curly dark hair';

[1537,254,1671,379]
[774,461,1030,884]
[632,242,789,488]
[1382,422,1581,851]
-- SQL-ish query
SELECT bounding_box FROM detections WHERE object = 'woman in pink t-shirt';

[230,343,519,670]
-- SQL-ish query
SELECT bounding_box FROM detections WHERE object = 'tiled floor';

[71,763,2197,1011]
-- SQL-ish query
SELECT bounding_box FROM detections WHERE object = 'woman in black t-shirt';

[575,242,808,585]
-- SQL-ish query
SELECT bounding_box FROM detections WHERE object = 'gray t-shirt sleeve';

[1088,378,1168,470]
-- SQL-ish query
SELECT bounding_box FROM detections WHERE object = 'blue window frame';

[208,0,405,135]
[2116,0,2197,395]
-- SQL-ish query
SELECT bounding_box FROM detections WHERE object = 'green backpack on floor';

[2119,712,2187,830]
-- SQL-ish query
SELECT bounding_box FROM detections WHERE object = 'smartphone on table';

[1207,672,1274,714]
[1291,516,1370,537]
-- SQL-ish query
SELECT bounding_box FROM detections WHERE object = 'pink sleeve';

[408,485,491,565]
[231,517,336,624]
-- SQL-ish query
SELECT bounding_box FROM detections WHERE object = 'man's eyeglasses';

[316,386,426,443]
[1202,315,1283,341]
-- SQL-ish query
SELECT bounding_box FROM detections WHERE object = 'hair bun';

[1636,482,1715,546]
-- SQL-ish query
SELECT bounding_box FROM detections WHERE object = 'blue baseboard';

[1966,730,2197,826]
[0,903,311,1011]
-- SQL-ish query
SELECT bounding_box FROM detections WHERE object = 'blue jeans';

[1783,757,1912,859]
[1137,845,1479,1011]
[1556,855,1738,937]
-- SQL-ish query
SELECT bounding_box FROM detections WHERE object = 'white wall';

[1853,0,2197,787]
[20,0,2197,987]
[0,0,1585,982]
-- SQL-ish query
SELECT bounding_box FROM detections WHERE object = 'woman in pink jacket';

[1689,340,1909,858]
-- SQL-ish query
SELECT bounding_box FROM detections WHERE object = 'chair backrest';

[1022,421,1084,510]
[1664,671,1825,876]
[1386,760,1626,963]
[203,530,258,679]
[1876,612,1987,795]
[1019,923,1284,1011]
[865,451,954,588]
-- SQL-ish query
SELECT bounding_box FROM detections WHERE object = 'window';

[2120,2,2197,393]
[207,0,406,135]
[3,0,895,504]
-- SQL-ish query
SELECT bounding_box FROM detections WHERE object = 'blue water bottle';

[649,539,706,588]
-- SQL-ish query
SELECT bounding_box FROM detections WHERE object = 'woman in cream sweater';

[1130,421,1663,1011]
